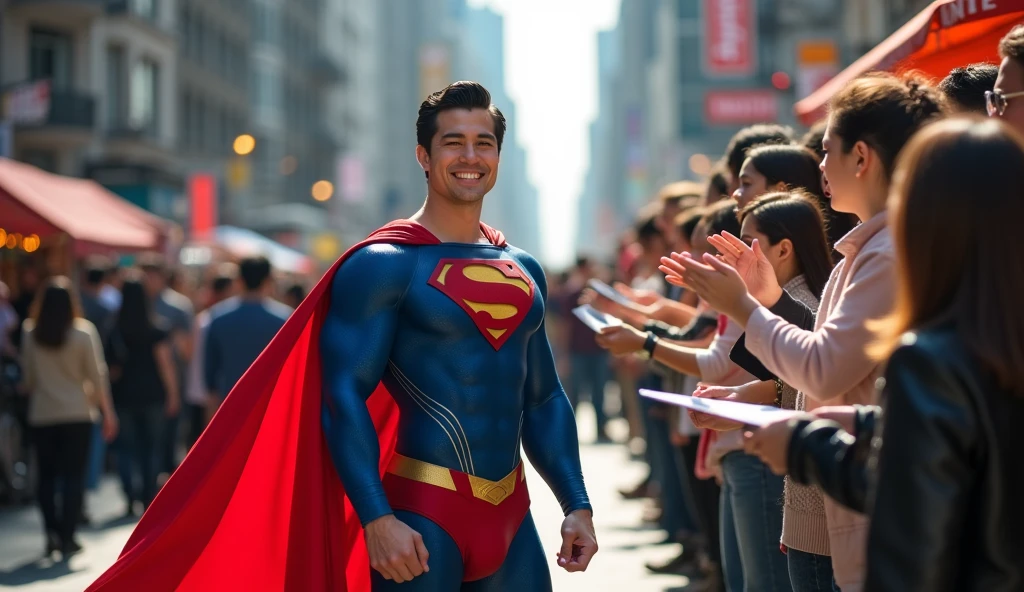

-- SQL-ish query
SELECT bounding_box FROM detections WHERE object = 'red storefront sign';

[189,173,218,240]
[705,90,778,125]
[703,0,756,76]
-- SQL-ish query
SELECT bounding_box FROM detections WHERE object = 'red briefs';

[381,453,531,582]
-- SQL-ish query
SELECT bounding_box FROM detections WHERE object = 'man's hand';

[594,325,646,356]
[557,509,598,573]
[364,514,430,583]
[706,233,783,307]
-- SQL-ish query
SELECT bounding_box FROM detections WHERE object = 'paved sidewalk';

[0,414,691,591]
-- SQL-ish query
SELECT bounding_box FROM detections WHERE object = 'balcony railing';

[4,84,97,130]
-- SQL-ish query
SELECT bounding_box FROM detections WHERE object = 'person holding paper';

[660,73,948,591]
[746,117,1024,592]
[598,200,792,592]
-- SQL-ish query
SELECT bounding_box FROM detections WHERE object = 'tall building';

[461,6,540,255]
[375,0,469,228]
[1,0,185,224]
[323,0,383,249]
[177,0,252,226]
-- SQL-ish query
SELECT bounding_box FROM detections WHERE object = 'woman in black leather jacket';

[744,116,1024,591]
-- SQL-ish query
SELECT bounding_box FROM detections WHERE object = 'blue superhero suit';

[320,237,592,591]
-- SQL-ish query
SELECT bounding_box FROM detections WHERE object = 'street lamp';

[311,180,334,202]
[233,134,256,156]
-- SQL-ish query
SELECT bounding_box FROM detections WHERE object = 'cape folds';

[87,220,507,592]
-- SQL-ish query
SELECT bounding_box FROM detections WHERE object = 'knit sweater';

[746,212,894,592]
[776,276,830,556]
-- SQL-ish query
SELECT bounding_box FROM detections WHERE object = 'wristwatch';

[639,332,659,360]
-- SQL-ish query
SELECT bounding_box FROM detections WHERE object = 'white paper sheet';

[586,279,635,308]
[571,304,623,333]
[639,389,801,428]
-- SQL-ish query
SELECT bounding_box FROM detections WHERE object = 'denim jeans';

[116,404,165,506]
[787,548,839,592]
[86,419,106,490]
[638,375,697,537]
[567,352,610,432]
[720,451,792,592]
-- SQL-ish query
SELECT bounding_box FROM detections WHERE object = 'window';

[106,46,126,129]
[132,0,158,21]
[129,59,159,136]
[20,149,57,173]
[29,29,73,89]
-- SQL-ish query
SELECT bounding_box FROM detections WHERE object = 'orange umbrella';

[795,0,1024,125]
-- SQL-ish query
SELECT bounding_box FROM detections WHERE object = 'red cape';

[88,220,507,592]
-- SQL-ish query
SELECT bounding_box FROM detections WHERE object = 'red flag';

[88,220,506,591]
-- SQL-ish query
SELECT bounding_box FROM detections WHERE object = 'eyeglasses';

[985,89,1024,117]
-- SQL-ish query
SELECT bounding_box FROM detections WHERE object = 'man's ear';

[416,145,430,179]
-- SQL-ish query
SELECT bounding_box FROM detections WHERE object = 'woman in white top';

[22,276,118,557]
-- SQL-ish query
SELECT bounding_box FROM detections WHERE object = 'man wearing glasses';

[990,25,1024,134]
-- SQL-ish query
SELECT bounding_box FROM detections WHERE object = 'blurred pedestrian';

[21,276,117,557]
[138,254,194,477]
[283,282,306,310]
[185,264,238,448]
[79,257,117,497]
[204,256,291,419]
[0,281,18,358]
[108,275,180,515]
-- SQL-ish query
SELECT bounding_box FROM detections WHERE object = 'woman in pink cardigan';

[660,73,948,591]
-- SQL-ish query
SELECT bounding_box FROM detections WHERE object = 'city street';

[0,412,693,592]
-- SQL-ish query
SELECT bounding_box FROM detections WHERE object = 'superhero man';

[86,82,596,592]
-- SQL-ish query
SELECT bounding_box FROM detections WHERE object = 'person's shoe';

[645,550,699,575]
[683,563,725,592]
[618,476,652,500]
[60,538,83,559]
[45,531,61,556]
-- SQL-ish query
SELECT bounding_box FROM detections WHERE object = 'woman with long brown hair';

[745,116,1024,590]
[21,277,118,557]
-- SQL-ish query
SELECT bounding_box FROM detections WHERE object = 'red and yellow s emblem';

[428,259,536,350]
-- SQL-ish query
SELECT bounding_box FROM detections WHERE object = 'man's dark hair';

[238,256,272,292]
[84,255,111,287]
[999,25,1024,66]
[634,212,664,245]
[212,275,235,297]
[724,124,794,180]
[136,252,168,275]
[939,63,998,114]
[416,81,507,155]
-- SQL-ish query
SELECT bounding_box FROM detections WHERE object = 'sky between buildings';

[467,0,622,269]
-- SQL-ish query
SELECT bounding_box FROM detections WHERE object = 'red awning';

[0,157,165,254]
[795,0,1024,125]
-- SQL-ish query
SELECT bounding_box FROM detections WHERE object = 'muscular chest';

[398,246,544,352]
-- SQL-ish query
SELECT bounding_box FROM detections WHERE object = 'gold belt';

[386,453,524,506]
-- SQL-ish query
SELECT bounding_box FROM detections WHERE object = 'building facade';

[1,0,185,224]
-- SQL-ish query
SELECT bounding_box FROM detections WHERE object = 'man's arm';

[320,245,415,526]
[519,256,597,572]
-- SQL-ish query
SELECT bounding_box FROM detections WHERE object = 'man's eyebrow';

[440,132,497,141]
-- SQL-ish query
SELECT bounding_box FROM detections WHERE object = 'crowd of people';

[543,24,1024,592]
[0,252,305,556]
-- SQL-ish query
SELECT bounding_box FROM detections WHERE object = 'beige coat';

[746,212,894,592]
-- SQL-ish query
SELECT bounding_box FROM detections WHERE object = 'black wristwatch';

[641,332,659,359]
